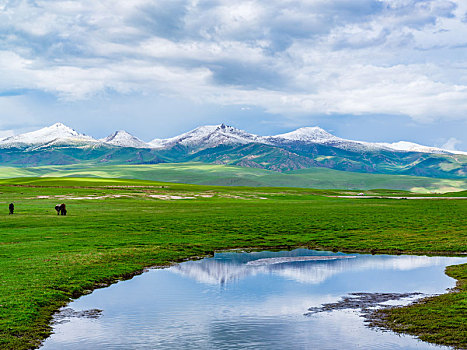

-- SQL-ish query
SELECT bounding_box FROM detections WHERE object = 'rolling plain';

[0,162,466,193]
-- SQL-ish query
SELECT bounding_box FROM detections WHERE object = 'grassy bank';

[370,264,467,348]
[0,177,465,349]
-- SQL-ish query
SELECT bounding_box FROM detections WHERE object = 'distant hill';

[0,163,465,193]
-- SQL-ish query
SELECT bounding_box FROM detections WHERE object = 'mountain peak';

[51,122,67,128]
[0,122,95,147]
[273,126,337,142]
[191,123,237,133]
[150,124,262,150]
[102,130,148,148]
[106,130,132,139]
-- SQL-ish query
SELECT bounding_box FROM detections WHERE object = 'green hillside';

[1,142,466,180]
[188,142,467,178]
[0,163,465,193]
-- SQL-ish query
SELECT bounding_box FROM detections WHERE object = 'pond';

[41,249,466,350]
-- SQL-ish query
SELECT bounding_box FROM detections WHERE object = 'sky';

[0,0,466,150]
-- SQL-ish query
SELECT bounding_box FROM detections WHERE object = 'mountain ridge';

[0,122,465,180]
[1,122,465,155]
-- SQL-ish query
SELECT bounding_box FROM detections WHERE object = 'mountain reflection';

[168,252,451,286]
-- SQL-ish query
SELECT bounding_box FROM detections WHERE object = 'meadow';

[0,177,465,349]
[1,162,466,193]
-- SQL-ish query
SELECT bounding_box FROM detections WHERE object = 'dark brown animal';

[60,204,67,216]
[8,203,14,215]
[55,203,67,216]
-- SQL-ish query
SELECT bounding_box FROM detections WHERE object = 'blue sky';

[0,0,466,150]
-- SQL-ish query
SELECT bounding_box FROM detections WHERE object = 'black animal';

[55,203,67,216]
[8,203,14,215]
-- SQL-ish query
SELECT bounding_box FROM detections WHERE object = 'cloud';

[440,137,463,150]
[128,0,190,40]
[0,0,466,123]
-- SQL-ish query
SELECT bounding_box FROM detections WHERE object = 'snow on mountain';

[149,124,265,150]
[378,141,467,155]
[269,127,466,155]
[102,130,149,148]
[0,123,97,148]
[147,138,166,148]
[271,127,338,142]
[268,126,384,152]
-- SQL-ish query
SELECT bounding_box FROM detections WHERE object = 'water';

[41,249,467,349]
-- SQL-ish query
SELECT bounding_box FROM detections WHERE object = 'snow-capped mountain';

[0,122,465,156]
[149,124,265,150]
[266,127,466,155]
[0,123,97,148]
[268,127,385,152]
[102,130,149,148]
[0,122,464,179]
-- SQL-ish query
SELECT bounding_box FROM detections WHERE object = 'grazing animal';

[60,204,67,216]
[8,203,14,215]
[55,203,67,216]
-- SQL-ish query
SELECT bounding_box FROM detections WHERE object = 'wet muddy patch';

[52,308,103,325]
[305,292,423,319]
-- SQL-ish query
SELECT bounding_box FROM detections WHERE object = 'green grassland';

[0,162,466,193]
[0,177,466,349]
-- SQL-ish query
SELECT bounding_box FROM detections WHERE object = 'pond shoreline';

[37,245,467,350]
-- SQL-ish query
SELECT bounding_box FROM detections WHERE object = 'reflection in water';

[170,250,454,285]
[41,249,467,350]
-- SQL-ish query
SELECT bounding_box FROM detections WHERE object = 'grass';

[0,162,466,193]
[0,177,465,349]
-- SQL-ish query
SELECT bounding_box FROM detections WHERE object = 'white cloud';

[0,0,466,124]
[440,137,463,150]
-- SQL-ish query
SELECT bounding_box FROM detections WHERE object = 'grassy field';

[0,177,465,349]
[0,163,466,193]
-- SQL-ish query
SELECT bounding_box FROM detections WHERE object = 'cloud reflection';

[169,252,459,285]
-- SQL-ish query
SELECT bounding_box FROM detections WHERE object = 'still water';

[41,249,467,349]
